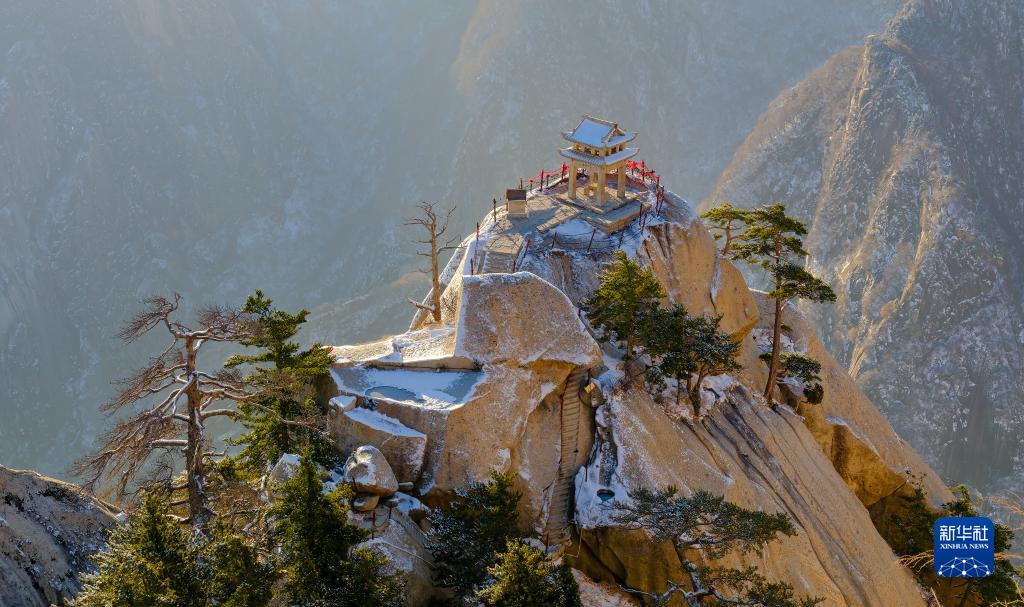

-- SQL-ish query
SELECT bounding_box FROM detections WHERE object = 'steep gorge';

[705,0,1024,496]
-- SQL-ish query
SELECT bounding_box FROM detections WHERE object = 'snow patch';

[344,407,425,439]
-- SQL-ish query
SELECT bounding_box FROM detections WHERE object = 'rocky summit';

[705,0,1024,496]
[323,171,948,605]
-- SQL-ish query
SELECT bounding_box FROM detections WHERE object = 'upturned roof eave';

[559,147,639,166]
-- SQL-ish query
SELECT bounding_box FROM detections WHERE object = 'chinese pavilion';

[559,115,638,205]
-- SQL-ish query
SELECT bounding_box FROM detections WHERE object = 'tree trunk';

[430,232,442,323]
[687,376,699,418]
[763,279,784,407]
[183,338,213,534]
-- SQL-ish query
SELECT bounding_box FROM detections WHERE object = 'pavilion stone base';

[580,199,645,234]
[558,186,636,215]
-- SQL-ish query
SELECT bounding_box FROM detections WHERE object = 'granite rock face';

[0,466,118,607]
[328,190,947,605]
[705,0,1024,494]
[574,384,930,607]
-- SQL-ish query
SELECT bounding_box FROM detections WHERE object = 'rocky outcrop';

[705,0,1024,496]
[327,263,602,530]
[0,466,118,607]
[328,186,949,605]
[638,199,760,341]
[574,384,930,606]
[573,569,640,607]
[351,493,439,607]
[750,293,950,507]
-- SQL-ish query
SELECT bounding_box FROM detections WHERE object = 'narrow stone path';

[481,250,516,273]
[545,367,588,543]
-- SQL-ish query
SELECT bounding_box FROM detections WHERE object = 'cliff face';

[0,466,118,606]
[326,182,947,605]
[705,0,1024,494]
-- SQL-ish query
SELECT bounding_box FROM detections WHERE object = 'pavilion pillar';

[568,160,577,199]
[598,168,607,205]
[616,163,625,198]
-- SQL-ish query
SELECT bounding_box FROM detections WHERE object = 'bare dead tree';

[73,294,262,535]
[405,202,458,323]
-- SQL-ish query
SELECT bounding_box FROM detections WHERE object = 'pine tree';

[641,307,741,417]
[759,352,824,404]
[610,487,822,607]
[338,547,413,607]
[700,203,749,256]
[584,250,666,360]
[476,540,583,607]
[226,290,337,471]
[429,471,523,597]
[723,204,835,407]
[72,494,276,607]
[269,454,404,606]
[202,523,278,607]
[72,495,206,607]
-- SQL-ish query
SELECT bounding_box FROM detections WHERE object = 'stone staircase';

[544,367,588,544]
[481,250,516,273]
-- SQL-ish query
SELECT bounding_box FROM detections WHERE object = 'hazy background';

[0,0,902,478]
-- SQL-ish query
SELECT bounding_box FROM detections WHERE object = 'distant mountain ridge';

[705,0,1024,494]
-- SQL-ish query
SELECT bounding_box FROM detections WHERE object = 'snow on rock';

[454,271,601,368]
[0,466,119,607]
[330,366,483,411]
[750,292,949,505]
[343,445,399,497]
[331,407,427,484]
[574,382,928,607]
[330,394,358,412]
[354,505,438,606]
[331,326,469,370]
[638,200,759,340]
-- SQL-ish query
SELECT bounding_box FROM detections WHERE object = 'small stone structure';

[559,115,638,206]
[505,188,527,218]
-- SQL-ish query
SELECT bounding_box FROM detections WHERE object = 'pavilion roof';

[561,115,637,148]
[559,146,638,166]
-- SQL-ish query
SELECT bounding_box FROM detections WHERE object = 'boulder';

[453,271,602,367]
[331,407,427,484]
[354,505,439,606]
[344,445,399,496]
[352,494,380,512]
[0,466,119,607]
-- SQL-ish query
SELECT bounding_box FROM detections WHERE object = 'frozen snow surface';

[330,366,483,410]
